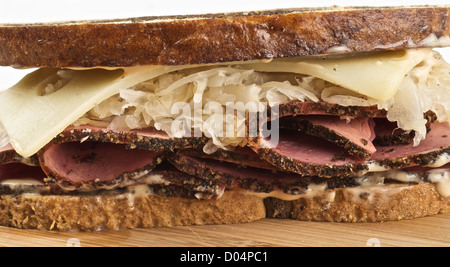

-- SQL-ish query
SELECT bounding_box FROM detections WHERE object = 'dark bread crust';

[0,6,449,67]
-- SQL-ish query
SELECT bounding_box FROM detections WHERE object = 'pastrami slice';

[180,146,280,171]
[169,151,310,194]
[15,124,210,192]
[280,115,376,159]
[277,100,387,119]
[38,141,165,190]
[371,122,450,169]
[254,129,367,177]
[0,163,46,184]
[0,143,45,184]
[372,118,417,146]
[56,125,208,152]
[169,152,366,197]
[147,163,227,200]
[0,143,39,166]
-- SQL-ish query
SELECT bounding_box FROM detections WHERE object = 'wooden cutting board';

[1,214,449,247]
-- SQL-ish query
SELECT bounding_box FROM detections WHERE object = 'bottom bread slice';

[0,190,266,231]
[1,183,450,231]
[264,183,450,222]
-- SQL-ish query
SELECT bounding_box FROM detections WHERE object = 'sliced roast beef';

[38,141,165,191]
[279,115,376,159]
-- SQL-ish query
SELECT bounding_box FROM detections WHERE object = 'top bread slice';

[0,6,449,68]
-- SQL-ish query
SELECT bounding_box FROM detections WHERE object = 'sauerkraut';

[321,50,450,145]
[76,66,318,152]
[74,50,450,152]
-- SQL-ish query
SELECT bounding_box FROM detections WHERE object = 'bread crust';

[265,183,450,222]
[0,190,266,231]
[0,6,449,67]
[1,182,449,230]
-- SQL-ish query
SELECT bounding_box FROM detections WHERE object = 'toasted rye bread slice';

[1,182,449,230]
[264,183,450,222]
[0,190,265,231]
[0,6,449,68]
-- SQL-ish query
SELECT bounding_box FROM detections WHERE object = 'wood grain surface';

[1,214,449,247]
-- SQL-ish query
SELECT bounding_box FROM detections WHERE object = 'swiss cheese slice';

[0,66,186,157]
[244,48,431,101]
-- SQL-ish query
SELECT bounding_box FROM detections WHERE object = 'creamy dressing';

[141,174,170,185]
[0,178,43,186]
[428,170,450,197]
[242,189,306,201]
[420,34,450,48]
[372,34,450,50]
[365,152,450,173]
[242,181,416,203]
[426,153,450,168]
[361,168,450,197]
[241,183,409,202]
[345,184,408,203]
[126,184,154,207]
[365,161,391,172]
[0,178,46,196]
[243,166,450,200]
[325,45,351,54]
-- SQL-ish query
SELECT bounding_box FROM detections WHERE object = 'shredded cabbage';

[75,50,450,152]
[76,66,318,153]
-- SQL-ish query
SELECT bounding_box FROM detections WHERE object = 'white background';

[0,0,448,23]
[0,0,449,89]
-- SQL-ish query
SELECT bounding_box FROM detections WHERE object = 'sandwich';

[0,5,449,231]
